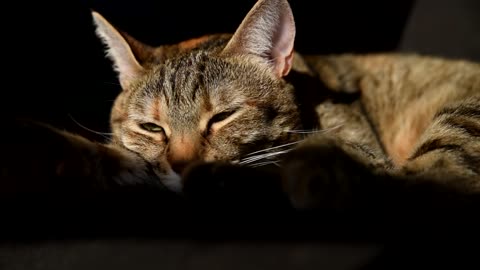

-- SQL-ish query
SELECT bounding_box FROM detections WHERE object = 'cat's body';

[288,53,480,208]
[3,0,480,211]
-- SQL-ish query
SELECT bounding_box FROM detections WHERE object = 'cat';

[3,0,480,212]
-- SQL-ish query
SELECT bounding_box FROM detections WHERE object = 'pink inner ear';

[280,51,294,76]
[270,4,296,77]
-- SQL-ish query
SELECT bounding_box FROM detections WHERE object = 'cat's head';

[92,0,301,190]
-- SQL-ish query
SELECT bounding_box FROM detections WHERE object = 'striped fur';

[91,0,480,209]
[283,54,480,209]
[6,0,478,210]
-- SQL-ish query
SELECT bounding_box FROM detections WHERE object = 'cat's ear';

[91,11,146,89]
[221,0,295,77]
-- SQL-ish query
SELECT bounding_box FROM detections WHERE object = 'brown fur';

[6,0,478,210]
[89,0,480,207]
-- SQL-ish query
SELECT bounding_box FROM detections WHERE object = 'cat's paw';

[281,136,371,210]
[182,162,290,210]
[102,145,160,188]
[0,119,163,193]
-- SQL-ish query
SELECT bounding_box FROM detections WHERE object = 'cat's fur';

[3,0,480,211]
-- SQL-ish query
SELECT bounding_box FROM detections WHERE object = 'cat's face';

[93,0,297,189]
[110,51,300,188]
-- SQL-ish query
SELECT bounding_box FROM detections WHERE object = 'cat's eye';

[139,122,164,133]
[207,110,237,130]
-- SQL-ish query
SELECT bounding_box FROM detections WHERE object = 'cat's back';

[301,53,480,94]
[352,53,480,89]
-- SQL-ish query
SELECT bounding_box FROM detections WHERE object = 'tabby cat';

[4,0,480,211]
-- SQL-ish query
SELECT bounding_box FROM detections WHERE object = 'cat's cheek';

[202,146,236,162]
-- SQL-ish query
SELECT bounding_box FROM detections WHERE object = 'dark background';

[3,0,418,143]
[2,0,480,269]
[4,0,480,142]
[4,0,479,143]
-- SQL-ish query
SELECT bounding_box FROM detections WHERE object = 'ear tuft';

[91,11,144,89]
[222,0,296,77]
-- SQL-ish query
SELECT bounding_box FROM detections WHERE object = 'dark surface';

[2,0,480,269]
[1,192,479,269]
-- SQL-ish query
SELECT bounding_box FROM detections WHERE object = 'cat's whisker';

[240,150,291,164]
[239,149,291,165]
[249,160,281,168]
[240,125,346,165]
[285,124,344,134]
[240,125,345,162]
[68,114,113,140]
[243,141,302,157]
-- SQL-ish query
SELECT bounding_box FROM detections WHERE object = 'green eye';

[139,123,164,133]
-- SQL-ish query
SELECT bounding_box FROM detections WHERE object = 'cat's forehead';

[128,53,231,115]
[128,50,281,120]
[137,52,260,101]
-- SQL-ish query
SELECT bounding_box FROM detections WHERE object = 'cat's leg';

[55,132,161,191]
[279,134,392,210]
[0,120,161,193]
[182,160,292,210]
